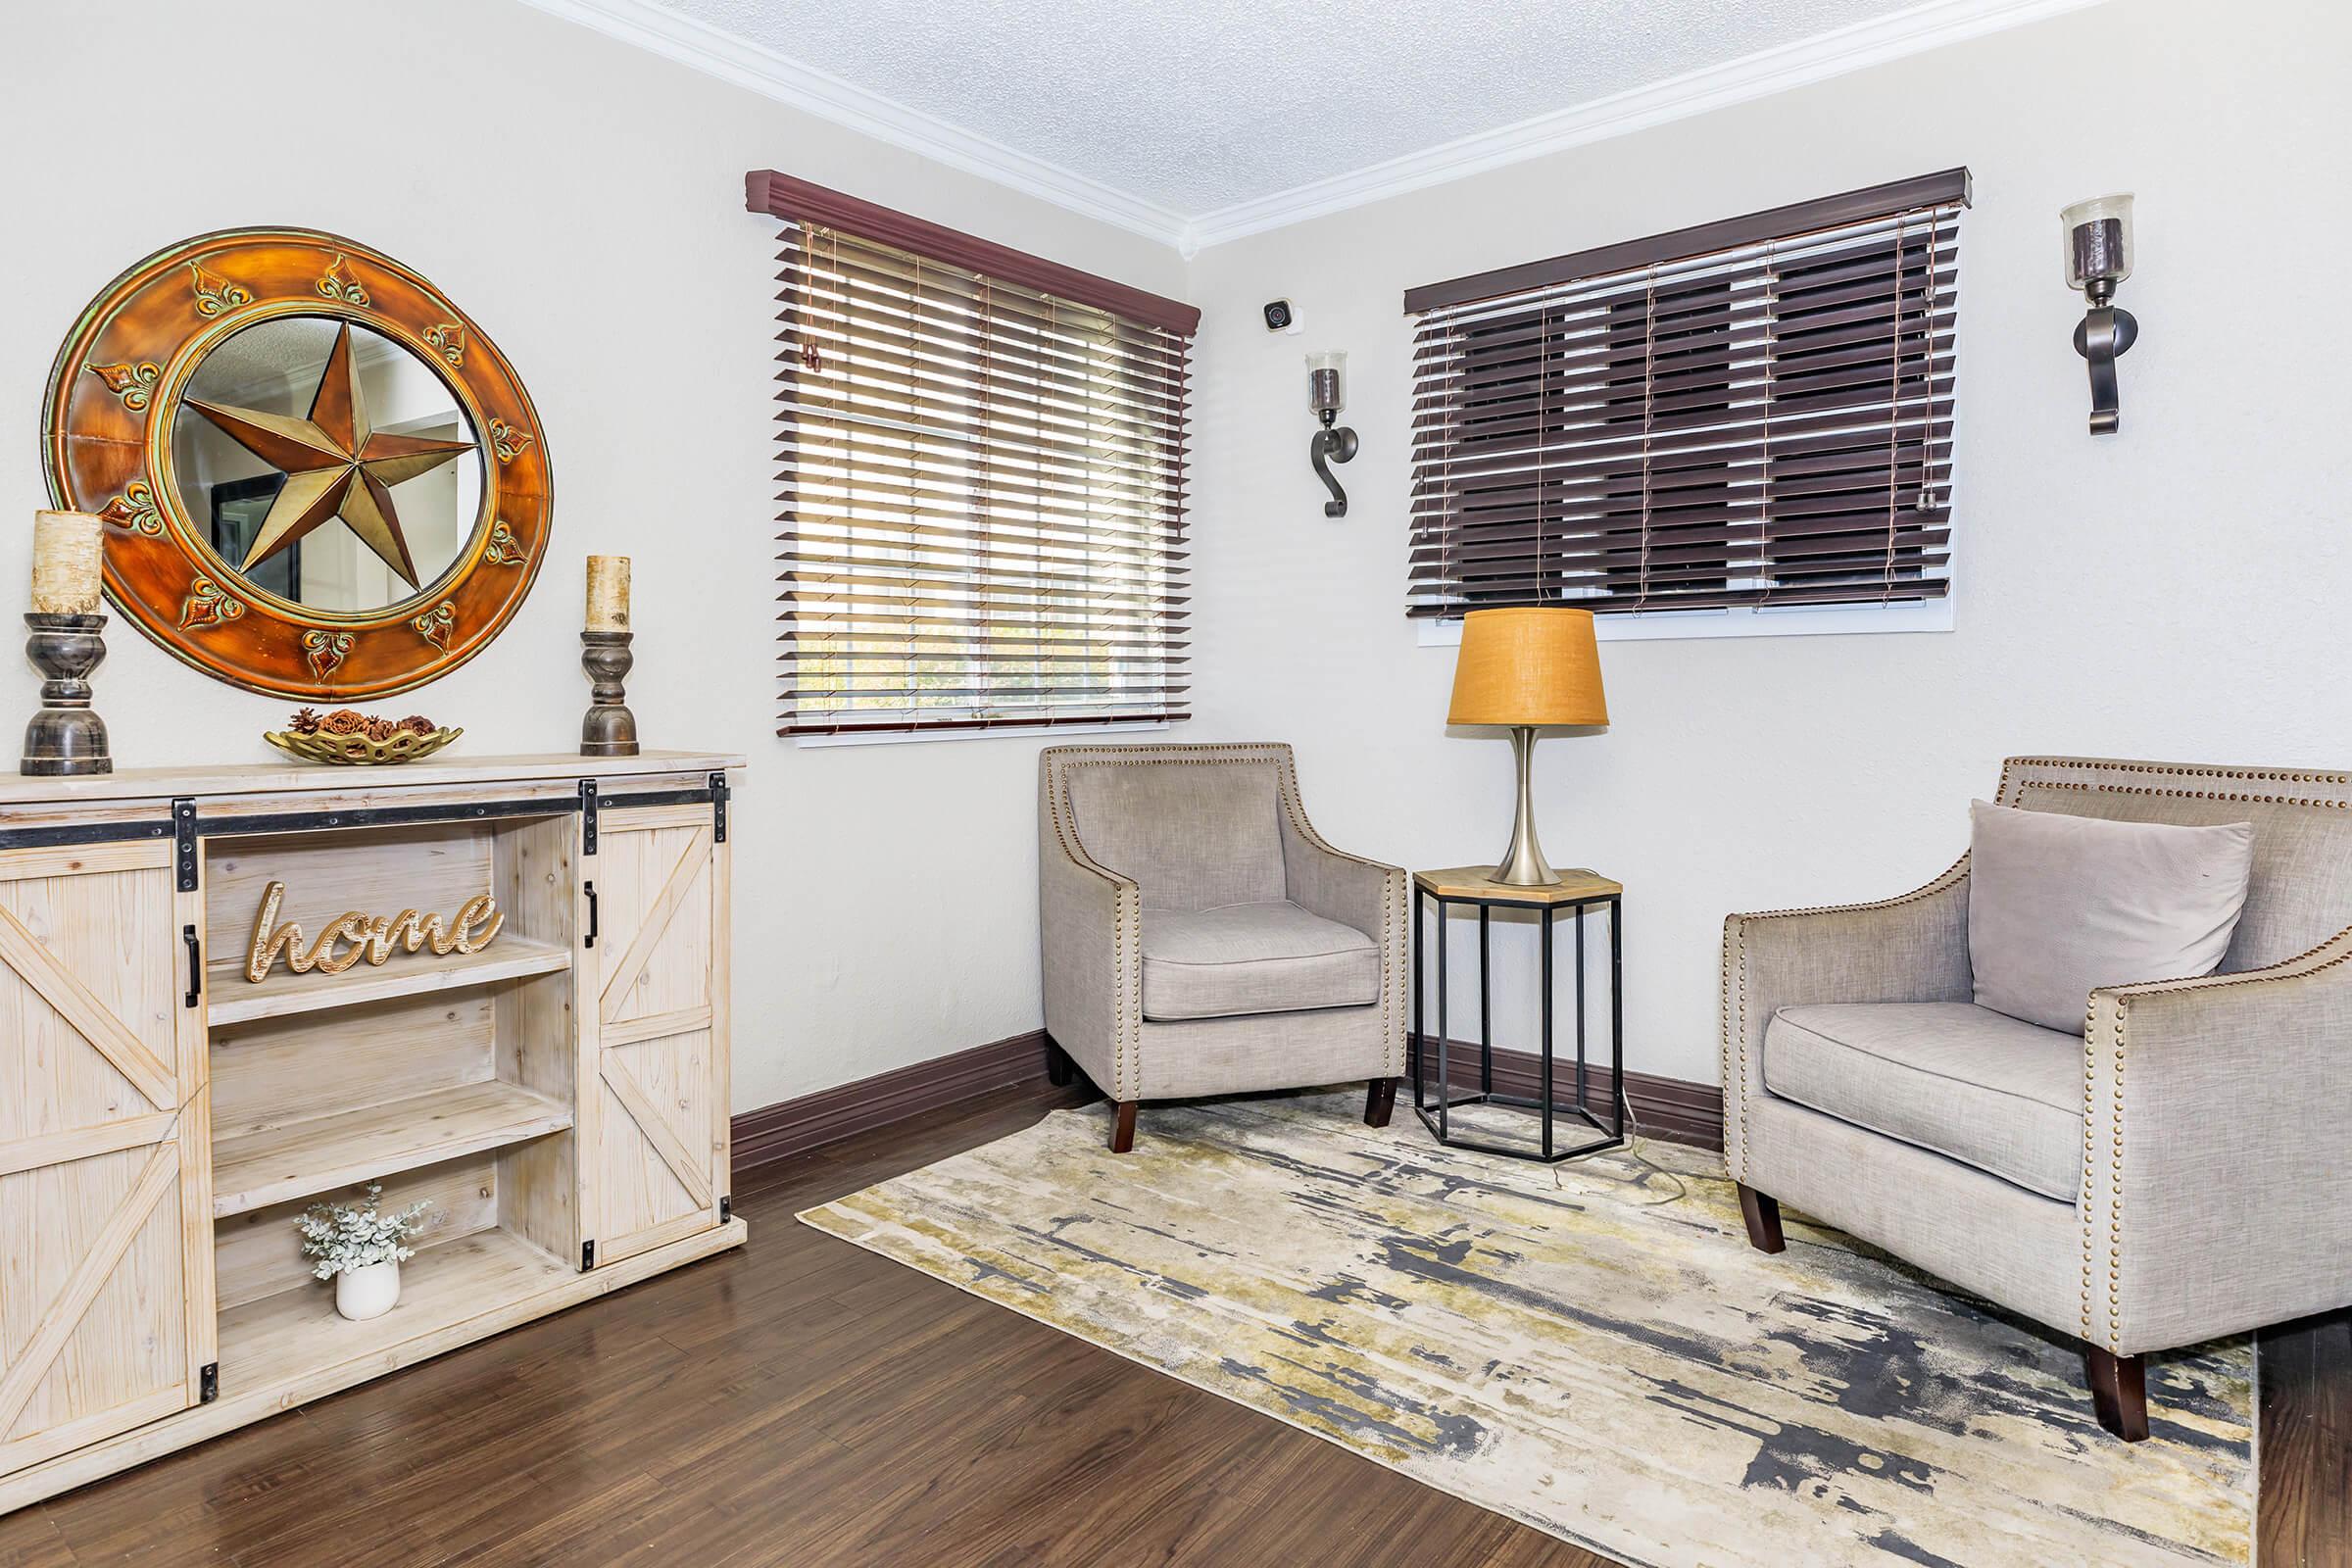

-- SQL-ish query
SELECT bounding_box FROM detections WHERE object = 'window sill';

[1415,597,1954,647]
[790,719,1173,750]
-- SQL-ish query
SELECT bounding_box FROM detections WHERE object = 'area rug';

[799,1093,2255,1568]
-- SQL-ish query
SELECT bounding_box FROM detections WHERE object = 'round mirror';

[44,228,550,699]
[170,317,483,614]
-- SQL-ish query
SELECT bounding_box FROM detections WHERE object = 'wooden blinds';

[1404,170,1970,621]
[749,172,1197,735]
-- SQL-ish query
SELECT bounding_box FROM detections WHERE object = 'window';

[748,172,1198,737]
[1404,170,1969,631]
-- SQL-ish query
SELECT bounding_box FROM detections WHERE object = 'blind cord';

[1884,214,1905,603]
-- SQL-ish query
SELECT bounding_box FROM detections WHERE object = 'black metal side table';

[1411,865,1624,1163]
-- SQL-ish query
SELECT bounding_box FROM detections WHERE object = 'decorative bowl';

[263,726,464,766]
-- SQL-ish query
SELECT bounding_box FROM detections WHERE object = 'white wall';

[12,0,2349,1111]
[0,0,1184,1113]
[1182,0,2352,1083]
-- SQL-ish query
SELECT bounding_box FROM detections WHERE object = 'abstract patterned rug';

[800,1093,2254,1568]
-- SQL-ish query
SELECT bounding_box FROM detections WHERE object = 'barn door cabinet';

[0,752,744,1512]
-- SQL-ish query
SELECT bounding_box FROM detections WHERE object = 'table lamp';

[1446,607,1609,886]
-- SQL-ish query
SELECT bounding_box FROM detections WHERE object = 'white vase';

[334,1259,401,1321]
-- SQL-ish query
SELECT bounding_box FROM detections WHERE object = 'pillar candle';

[585,556,630,632]
[30,511,104,615]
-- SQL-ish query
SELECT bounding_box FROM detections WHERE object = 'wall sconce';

[1305,350,1359,517]
[2062,193,2138,434]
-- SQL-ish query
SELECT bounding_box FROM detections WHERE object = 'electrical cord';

[1539,1088,1690,1207]
[1620,1095,1692,1207]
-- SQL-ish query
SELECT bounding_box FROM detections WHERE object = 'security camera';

[1262,299,1298,333]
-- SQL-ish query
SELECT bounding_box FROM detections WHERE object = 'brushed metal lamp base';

[1491,725,1559,886]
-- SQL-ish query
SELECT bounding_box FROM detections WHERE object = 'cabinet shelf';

[0,756,745,1517]
[208,937,572,1027]
[217,1227,573,1387]
[212,1081,574,1216]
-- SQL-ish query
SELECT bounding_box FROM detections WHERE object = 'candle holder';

[579,630,638,757]
[22,612,112,776]
[2061,193,2138,435]
[1304,350,1359,518]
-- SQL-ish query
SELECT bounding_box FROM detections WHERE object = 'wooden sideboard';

[0,752,745,1511]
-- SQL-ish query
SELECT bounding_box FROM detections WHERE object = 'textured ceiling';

[656,0,1933,218]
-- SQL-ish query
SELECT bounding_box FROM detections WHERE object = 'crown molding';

[1179,0,2108,252]
[512,0,1191,248]
[517,0,2103,261]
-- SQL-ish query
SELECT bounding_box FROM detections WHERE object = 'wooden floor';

[2,1079,2344,1567]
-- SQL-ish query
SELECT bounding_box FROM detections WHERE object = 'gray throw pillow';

[1967,800,2255,1033]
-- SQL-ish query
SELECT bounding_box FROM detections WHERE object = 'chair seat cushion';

[1140,902,1379,1021]
[1764,1003,2084,1200]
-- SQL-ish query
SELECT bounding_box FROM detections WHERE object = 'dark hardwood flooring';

[1,1079,2343,1567]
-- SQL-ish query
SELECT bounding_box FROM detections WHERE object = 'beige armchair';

[1725,756,2352,1441]
[1040,742,1408,1152]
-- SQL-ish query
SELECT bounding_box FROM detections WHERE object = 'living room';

[1,0,2344,1563]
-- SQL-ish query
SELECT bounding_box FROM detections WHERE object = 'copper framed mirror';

[42,228,551,698]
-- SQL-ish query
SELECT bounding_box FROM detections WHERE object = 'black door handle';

[583,881,598,949]
[183,925,201,1009]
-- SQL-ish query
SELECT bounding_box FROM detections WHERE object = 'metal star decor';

[188,323,473,588]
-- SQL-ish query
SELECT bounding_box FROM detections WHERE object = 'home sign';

[246,879,506,982]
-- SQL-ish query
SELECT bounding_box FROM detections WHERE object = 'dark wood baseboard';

[729,1029,1725,1184]
[731,1029,1052,1181]
[1411,1034,1724,1152]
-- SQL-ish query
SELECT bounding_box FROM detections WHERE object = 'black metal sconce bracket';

[1311,416,1359,517]
[2073,287,2139,435]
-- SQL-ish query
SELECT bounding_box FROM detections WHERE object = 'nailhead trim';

[2013,756,2352,1347]
[1043,742,1410,1093]
[1272,751,1409,1076]
[2076,922,2352,1354]
[1731,756,2352,1357]
[2027,779,2350,810]
[2081,995,2099,1340]
[1123,883,1141,1096]
[1998,755,2352,813]
[1719,919,1740,1178]
[2113,923,2352,998]
[1042,749,1145,1101]
[1720,854,1971,1181]
[1728,854,1972,924]
[2003,757,2352,788]
[1049,745,1293,769]
[2107,1001,2127,1350]
[1731,922,1750,1181]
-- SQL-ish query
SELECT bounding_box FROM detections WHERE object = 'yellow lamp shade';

[1446,607,1609,727]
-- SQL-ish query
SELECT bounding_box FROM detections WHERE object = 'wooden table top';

[1413,865,1622,904]
[0,750,746,807]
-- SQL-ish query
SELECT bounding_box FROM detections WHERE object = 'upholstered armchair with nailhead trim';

[1724,755,2352,1442]
[1039,742,1409,1152]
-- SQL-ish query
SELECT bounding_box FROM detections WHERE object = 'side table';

[1411,866,1624,1162]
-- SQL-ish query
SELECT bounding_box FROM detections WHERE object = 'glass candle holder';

[1305,350,1347,419]
[2061,193,2135,293]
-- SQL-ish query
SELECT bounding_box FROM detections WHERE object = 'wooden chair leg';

[2085,1347,2150,1442]
[1109,1101,1137,1153]
[1737,1184,1786,1254]
[1364,1077,1397,1128]
[1046,1038,1073,1088]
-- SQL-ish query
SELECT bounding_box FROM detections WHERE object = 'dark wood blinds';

[1404,171,1970,621]
[748,172,1197,736]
